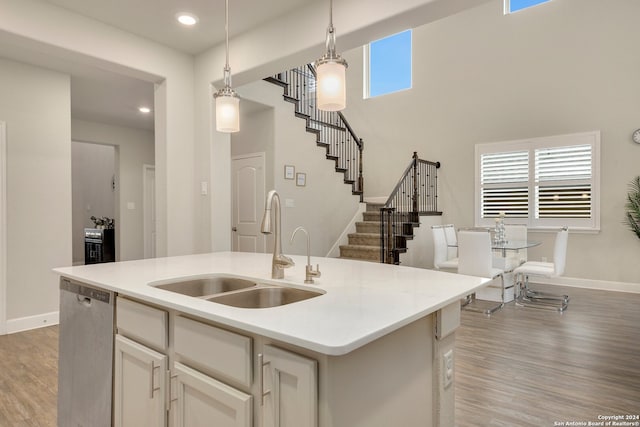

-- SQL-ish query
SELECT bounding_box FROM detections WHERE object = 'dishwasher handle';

[77,295,92,307]
[61,278,112,304]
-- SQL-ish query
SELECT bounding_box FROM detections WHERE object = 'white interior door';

[143,164,156,258]
[0,122,6,335]
[231,153,266,253]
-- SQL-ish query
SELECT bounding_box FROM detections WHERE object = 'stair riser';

[362,212,382,222]
[366,203,385,212]
[356,222,380,234]
[339,247,381,261]
[348,234,380,246]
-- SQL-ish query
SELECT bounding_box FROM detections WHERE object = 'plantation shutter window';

[535,144,592,219]
[475,131,600,231]
[480,150,529,218]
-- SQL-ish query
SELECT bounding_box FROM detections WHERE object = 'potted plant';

[625,176,640,239]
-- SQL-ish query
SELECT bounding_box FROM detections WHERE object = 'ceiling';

[40,0,315,55]
[7,0,317,131]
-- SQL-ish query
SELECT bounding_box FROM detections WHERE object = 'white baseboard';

[326,203,367,258]
[6,311,59,334]
[532,276,640,294]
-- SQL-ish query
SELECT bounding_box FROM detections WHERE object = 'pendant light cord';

[329,0,333,28]
[225,0,229,70]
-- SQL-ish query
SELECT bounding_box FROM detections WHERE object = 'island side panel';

[433,302,460,427]
[319,315,435,427]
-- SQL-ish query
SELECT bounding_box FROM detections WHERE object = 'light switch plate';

[285,198,295,208]
[127,202,135,210]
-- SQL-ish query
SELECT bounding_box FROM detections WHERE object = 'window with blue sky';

[505,0,551,14]
[366,29,412,98]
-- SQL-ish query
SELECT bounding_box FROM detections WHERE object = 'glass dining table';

[448,238,542,303]
[491,239,541,258]
[448,239,541,260]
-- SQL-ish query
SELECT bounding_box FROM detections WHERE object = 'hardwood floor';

[0,284,638,426]
[0,326,57,427]
[456,284,640,427]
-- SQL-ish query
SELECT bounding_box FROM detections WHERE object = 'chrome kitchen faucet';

[261,190,295,279]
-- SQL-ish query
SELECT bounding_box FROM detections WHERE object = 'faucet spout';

[261,190,294,279]
[290,226,321,284]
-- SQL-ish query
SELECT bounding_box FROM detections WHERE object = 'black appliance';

[84,228,115,264]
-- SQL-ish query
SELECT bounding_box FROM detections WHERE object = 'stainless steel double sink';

[150,275,323,308]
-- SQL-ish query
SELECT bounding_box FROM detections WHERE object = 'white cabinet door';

[114,334,167,427]
[262,345,318,427]
[173,362,252,427]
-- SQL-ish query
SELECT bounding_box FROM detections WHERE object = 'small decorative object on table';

[494,212,506,245]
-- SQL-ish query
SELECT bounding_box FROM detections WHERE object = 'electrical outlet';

[443,349,454,389]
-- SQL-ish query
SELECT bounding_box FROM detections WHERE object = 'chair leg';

[462,275,504,316]
[461,294,473,307]
[516,274,568,312]
[522,274,569,302]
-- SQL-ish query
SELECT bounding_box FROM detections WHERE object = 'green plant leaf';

[625,176,640,239]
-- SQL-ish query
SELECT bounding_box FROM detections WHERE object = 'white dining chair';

[443,224,458,260]
[513,227,569,312]
[504,224,528,265]
[458,230,505,315]
[431,225,458,271]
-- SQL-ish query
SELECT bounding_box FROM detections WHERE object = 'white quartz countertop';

[53,252,489,356]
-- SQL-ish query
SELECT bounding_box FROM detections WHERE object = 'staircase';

[265,67,442,264]
[381,153,442,264]
[265,65,363,200]
[339,202,384,262]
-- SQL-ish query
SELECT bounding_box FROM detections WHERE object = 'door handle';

[232,227,237,232]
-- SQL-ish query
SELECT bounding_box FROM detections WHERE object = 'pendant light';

[315,0,348,111]
[214,0,240,133]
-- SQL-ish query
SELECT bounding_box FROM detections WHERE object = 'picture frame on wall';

[284,165,295,180]
[296,172,306,187]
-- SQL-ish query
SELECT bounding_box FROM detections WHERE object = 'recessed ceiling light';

[176,13,198,26]
[139,107,152,114]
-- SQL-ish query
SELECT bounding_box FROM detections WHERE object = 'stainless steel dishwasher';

[58,277,114,427]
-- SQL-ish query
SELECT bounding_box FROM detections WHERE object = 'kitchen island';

[54,251,489,427]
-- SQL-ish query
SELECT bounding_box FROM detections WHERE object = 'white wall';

[231,104,275,193]
[0,0,195,258]
[0,0,494,331]
[194,0,493,254]
[72,119,155,261]
[342,0,640,284]
[71,142,115,264]
[236,81,362,257]
[0,58,72,326]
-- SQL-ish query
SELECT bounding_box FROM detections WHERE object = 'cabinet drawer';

[174,316,252,388]
[116,297,168,351]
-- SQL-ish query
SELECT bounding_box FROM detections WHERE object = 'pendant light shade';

[316,58,347,111]
[215,85,240,133]
[316,0,347,111]
[214,0,240,133]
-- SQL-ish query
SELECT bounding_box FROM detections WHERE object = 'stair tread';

[339,244,380,251]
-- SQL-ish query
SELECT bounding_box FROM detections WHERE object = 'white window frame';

[363,29,412,99]
[504,0,551,15]
[475,131,601,232]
